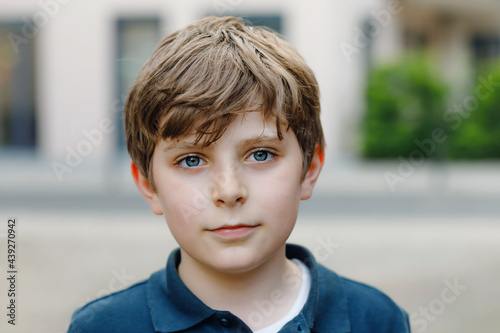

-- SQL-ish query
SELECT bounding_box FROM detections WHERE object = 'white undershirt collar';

[253,259,311,333]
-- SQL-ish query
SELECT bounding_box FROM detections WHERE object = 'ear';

[131,161,163,215]
[300,145,325,200]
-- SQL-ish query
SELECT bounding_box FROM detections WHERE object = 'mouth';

[208,224,259,240]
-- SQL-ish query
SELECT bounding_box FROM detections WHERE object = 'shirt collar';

[147,249,216,332]
[286,244,351,332]
[147,245,351,333]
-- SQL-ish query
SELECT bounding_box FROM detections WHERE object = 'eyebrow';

[164,134,283,152]
[240,135,283,147]
[164,140,204,151]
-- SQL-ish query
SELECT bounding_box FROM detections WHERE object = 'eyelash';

[175,154,206,168]
[247,149,277,163]
[174,149,278,168]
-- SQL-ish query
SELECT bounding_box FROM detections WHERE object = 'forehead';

[157,91,282,140]
[161,112,285,149]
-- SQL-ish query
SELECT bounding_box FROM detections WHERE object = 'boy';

[68,16,410,332]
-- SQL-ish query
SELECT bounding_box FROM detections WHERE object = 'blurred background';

[0,0,499,332]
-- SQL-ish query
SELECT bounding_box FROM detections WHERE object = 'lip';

[208,224,259,240]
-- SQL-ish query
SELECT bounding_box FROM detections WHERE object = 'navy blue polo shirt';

[68,244,410,332]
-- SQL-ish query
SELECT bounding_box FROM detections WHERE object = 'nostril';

[211,180,247,206]
[236,195,247,204]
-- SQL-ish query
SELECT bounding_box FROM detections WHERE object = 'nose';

[210,167,247,207]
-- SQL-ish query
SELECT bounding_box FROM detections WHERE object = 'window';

[115,17,161,148]
[403,28,428,51]
[0,22,37,149]
[471,35,500,62]
[239,15,283,34]
[208,12,283,35]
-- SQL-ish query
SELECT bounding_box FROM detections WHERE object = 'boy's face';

[133,111,323,274]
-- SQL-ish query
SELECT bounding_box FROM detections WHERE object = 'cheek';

[275,161,303,195]
[256,165,302,216]
[158,177,205,227]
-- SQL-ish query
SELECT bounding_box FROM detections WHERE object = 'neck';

[177,245,302,330]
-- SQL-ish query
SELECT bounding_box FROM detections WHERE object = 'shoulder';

[317,265,410,332]
[341,277,409,322]
[67,278,155,333]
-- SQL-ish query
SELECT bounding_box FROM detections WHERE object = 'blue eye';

[253,151,269,161]
[179,155,204,167]
[186,156,200,166]
[248,150,275,162]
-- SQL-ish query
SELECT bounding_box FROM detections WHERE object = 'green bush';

[449,62,500,160]
[361,54,448,159]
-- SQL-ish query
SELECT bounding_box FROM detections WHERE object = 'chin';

[210,247,265,274]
